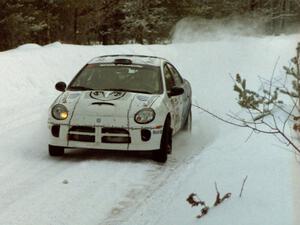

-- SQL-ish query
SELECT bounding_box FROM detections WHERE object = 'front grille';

[67,126,131,144]
[101,127,130,144]
[102,128,129,135]
[68,126,95,143]
[69,134,95,142]
[69,126,95,133]
[102,136,131,144]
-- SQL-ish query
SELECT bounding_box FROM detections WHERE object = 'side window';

[167,64,183,87]
[164,64,175,91]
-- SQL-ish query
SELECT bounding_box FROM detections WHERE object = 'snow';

[0,31,299,225]
[16,43,41,50]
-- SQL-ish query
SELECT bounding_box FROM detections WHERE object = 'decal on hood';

[89,91,126,101]
[68,93,81,99]
[137,95,149,102]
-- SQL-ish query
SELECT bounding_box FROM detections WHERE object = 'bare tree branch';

[239,176,248,198]
[192,104,246,128]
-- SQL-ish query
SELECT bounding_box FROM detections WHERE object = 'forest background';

[0,0,300,51]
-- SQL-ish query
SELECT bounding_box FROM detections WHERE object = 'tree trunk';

[46,11,51,43]
[135,25,144,44]
[279,0,286,31]
[73,8,78,43]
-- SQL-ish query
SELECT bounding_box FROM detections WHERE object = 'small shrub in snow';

[194,43,300,156]
[231,42,300,154]
[213,182,231,207]
[186,182,231,219]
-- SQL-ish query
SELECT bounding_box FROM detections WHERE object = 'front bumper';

[48,123,163,151]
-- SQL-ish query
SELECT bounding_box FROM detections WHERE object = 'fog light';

[51,125,60,137]
[141,129,151,142]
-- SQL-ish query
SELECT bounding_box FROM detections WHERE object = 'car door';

[167,63,191,128]
[163,63,184,133]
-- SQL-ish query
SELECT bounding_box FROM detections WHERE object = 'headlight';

[134,108,155,124]
[52,104,68,120]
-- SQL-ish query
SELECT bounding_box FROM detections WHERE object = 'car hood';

[50,90,160,126]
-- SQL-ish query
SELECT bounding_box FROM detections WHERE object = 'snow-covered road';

[0,100,210,225]
[0,34,299,225]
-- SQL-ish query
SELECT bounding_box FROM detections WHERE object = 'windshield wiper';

[68,86,94,91]
[102,88,152,94]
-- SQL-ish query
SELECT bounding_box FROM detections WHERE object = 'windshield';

[68,64,163,94]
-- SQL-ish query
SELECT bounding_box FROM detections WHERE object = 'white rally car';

[48,55,192,162]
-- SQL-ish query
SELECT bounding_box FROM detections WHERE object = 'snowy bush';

[232,42,300,154]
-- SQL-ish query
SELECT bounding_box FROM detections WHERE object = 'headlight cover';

[52,104,68,120]
[134,108,155,124]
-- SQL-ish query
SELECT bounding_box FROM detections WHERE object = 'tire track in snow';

[100,128,213,225]
[101,159,186,225]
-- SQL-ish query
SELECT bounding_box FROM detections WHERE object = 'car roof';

[88,54,167,67]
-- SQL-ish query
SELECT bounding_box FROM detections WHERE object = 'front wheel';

[152,118,172,163]
[49,145,64,156]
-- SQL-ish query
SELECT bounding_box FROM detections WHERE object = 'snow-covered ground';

[0,32,299,225]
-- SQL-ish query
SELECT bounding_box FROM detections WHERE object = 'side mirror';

[55,82,66,92]
[170,87,184,96]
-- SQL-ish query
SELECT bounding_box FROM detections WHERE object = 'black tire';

[49,145,65,156]
[183,106,192,132]
[152,117,172,163]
